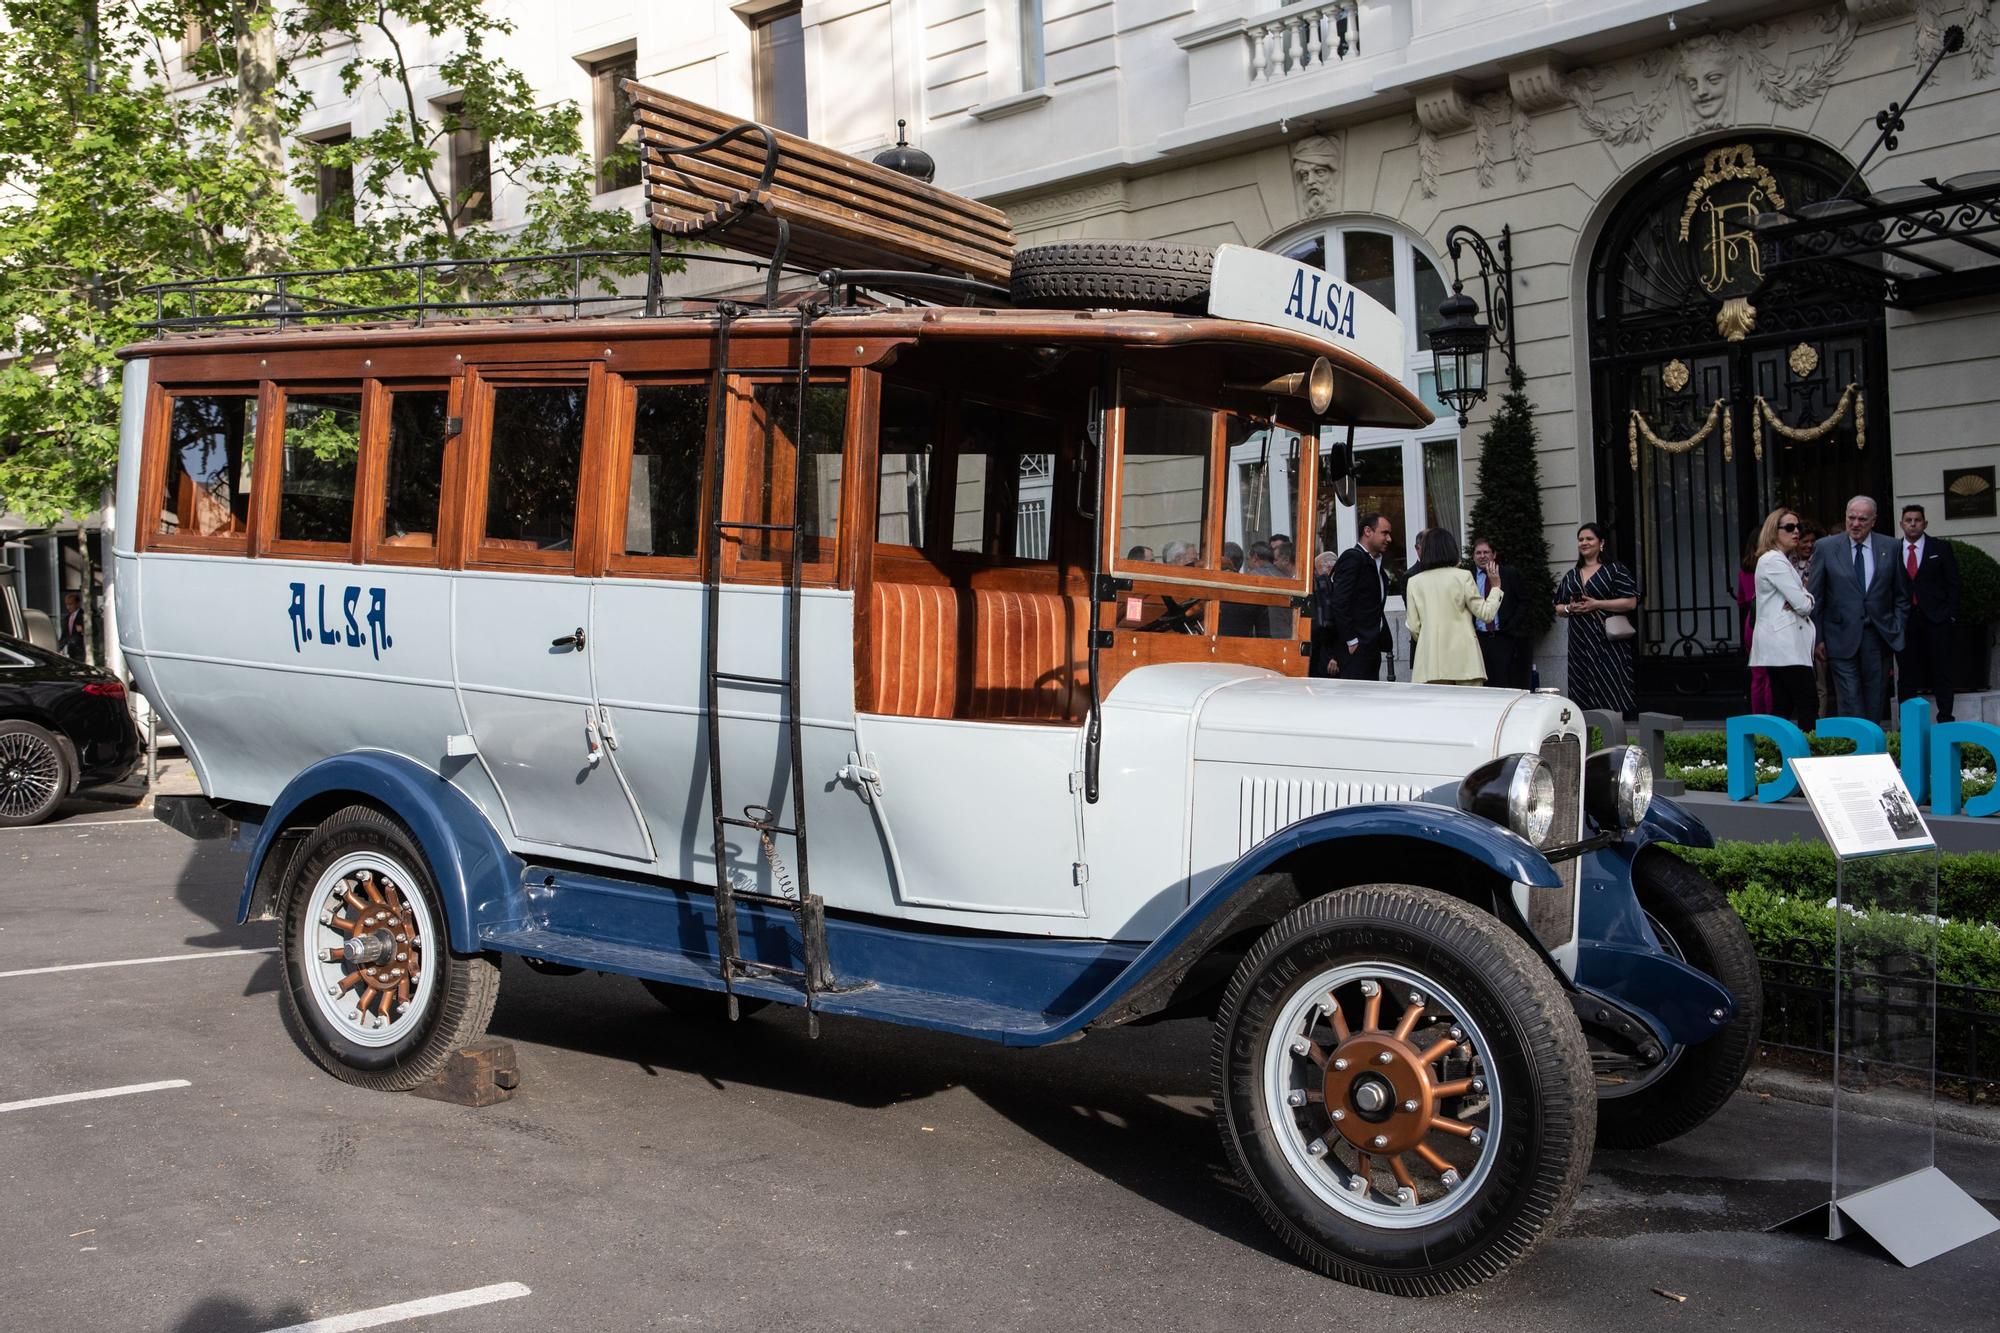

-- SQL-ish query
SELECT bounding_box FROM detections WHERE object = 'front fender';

[1035,802,1564,1042]
[237,751,521,953]
[1632,793,1715,850]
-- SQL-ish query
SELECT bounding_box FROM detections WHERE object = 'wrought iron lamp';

[1434,224,1516,426]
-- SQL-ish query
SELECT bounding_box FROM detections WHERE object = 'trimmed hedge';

[1663,729,1994,772]
[1677,839,2000,927]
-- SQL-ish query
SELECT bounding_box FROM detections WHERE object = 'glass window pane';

[1355,446,1407,584]
[951,452,989,553]
[381,391,448,548]
[746,382,845,563]
[1423,438,1461,536]
[278,391,361,544]
[953,401,1056,561]
[1343,231,1396,314]
[876,383,935,548]
[483,385,585,551]
[1228,421,1300,582]
[1285,236,1326,271]
[1414,250,1448,352]
[1118,389,1212,568]
[626,384,707,558]
[1014,451,1053,560]
[754,9,807,136]
[160,394,256,538]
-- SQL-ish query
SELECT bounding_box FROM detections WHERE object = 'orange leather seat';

[968,589,1087,722]
[867,582,958,717]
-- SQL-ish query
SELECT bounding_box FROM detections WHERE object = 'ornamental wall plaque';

[1945,465,1997,520]
[1788,342,1820,378]
[1662,358,1691,393]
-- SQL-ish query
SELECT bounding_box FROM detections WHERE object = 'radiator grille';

[1238,777,1422,855]
[1529,731,1584,949]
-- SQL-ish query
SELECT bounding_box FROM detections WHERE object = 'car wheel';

[639,978,769,1020]
[276,804,500,1091]
[1213,885,1594,1296]
[0,720,71,827]
[1594,848,1762,1149]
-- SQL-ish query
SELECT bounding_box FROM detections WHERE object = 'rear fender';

[237,751,520,954]
[1086,802,1564,1031]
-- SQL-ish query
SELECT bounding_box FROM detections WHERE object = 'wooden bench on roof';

[625,83,1015,298]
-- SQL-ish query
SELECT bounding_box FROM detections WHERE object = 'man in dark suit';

[1470,536,1529,689]
[1806,495,1908,722]
[1895,503,1962,722]
[1329,512,1393,680]
[59,591,85,660]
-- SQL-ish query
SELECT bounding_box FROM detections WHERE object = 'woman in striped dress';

[1554,522,1640,717]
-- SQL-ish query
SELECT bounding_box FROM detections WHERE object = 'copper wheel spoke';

[326,915,360,936]
[362,880,386,905]
[320,949,345,965]
[1414,1142,1455,1174]
[336,972,363,994]
[1389,1154,1417,1191]
[1392,1001,1425,1043]
[1325,997,1350,1042]
[1433,1077,1475,1098]
[396,978,412,1006]
[1362,988,1382,1032]
[1354,1152,1371,1184]
[1419,1035,1460,1064]
[1429,1116,1476,1139]
[1292,1038,1330,1069]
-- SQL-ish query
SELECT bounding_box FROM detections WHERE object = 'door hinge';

[1072,862,1090,886]
[597,705,618,750]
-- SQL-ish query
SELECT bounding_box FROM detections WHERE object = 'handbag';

[1603,612,1637,642]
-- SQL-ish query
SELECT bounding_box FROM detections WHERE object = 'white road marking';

[0,947,277,980]
[261,1283,532,1332]
[0,1079,191,1114]
[0,812,162,831]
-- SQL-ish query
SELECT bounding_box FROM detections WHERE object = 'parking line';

[0,812,162,831]
[0,1079,191,1114]
[262,1283,532,1333]
[0,948,277,980]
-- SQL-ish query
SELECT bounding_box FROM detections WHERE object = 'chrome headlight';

[1458,753,1557,847]
[1585,745,1654,831]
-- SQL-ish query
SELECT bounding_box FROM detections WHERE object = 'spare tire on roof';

[1008,240,1215,313]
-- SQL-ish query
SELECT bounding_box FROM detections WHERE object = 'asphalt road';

[3,802,1998,1333]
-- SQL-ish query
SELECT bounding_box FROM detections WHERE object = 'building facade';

[287,0,2000,708]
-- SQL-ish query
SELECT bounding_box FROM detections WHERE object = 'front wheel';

[1213,885,1594,1296]
[0,720,70,826]
[277,804,500,1091]
[1594,848,1762,1149]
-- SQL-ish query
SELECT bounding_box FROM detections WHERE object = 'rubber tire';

[639,978,769,1021]
[1213,885,1595,1297]
[1594,848,1763,1150]
[0,720,71,827]
[1009,240,1214,313]
[276,805,501,1092]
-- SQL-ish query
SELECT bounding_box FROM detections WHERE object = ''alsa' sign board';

[1206,244,1406,385]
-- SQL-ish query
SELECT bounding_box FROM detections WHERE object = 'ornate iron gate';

[1589,138,1891,716]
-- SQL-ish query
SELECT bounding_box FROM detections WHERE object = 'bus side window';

[737,380,847,569]
[377,389,450,552]
[158,392,257,542]
[479,382,587,556]
[953,399,1058,563]
[273,388,362,549]
[875,382,936,550]
[622,383,707,560]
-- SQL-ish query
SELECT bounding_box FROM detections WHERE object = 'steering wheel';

[1140,595,1207,635]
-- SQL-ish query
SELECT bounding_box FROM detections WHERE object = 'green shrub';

[1952,538,2000,627]
[1726,881,2000,994]
[1675,839,2000,926]
[1662,729,1992,775]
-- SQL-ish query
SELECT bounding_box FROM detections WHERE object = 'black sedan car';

[0,634,139,825]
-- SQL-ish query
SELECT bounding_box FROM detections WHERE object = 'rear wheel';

[277,805,500,1091]
[1214,886,1593,1295]
[0,720,70,827]
[1594,848,1762,1149]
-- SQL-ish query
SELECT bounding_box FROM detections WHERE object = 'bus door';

[451,368,654,864]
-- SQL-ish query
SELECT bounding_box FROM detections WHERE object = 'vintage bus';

[121,102,1759,1297]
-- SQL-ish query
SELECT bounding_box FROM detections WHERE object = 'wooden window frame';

[1105,369,1317,601]
[252,382,368,563]
[359,379,465,569]
[721,370,857,587]
[141,382,267,556]
[602,373,711,580]
[458,363,608,575]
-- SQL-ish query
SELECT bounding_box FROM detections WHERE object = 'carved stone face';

[1677,37,1733,124]
[1291,136,1341,217]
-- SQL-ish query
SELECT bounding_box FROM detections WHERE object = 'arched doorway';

[1588,136,1890,716]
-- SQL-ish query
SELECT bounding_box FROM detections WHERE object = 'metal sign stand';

[1772,755,1999,1265]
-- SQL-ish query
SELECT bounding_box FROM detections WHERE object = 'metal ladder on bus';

[699,298,835,1033]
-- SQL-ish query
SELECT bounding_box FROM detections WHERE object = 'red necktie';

[1907,541,1919,605]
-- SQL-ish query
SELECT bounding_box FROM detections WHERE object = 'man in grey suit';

[1806,495,1909,722]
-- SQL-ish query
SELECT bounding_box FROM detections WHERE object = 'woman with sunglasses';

[1748,507,1818,732]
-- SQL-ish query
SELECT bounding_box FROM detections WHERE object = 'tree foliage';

[0,0,654,524]
[1465,364,1557,640]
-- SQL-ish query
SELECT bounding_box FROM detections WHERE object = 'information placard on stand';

[1773,755,1999,1265]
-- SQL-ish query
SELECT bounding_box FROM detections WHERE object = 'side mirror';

[1320,430,1355,508]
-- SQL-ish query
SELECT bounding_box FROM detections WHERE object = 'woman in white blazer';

[1748,507,1817,732]
[1405,528,1503,685]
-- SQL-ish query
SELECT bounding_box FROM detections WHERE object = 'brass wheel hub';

[1324,1035,1439,1155]
[320,869,425,1024]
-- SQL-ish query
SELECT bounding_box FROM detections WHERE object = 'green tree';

[1465,364,1556,640]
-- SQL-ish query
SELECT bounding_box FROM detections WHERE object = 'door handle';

[551,627,586,651]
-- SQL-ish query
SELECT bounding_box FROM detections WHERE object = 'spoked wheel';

[1215,885,1594,1296]
[0,721,69,827]
[277,805,499,1091]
